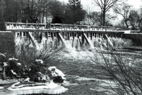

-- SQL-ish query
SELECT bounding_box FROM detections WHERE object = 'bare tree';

[114,2,131,28]
[94,0,119,26]
[91,35,142,95]
[35,0,51,23]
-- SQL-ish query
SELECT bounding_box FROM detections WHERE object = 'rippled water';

[0,32,140,95]
[0,88,14,95]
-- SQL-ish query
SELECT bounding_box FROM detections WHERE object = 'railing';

[5,22,46,30]
[5,22,119,32]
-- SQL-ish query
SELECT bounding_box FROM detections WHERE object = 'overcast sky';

[58,0,142,12]
[58,0,142,25]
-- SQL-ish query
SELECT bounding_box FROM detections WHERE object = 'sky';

[128,0,142,9]
[58,0,142,25]
[58,0,142,12]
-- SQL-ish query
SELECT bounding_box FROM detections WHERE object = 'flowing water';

[0,32,142,95]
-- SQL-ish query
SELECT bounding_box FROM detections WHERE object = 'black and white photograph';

[0,0,142,95]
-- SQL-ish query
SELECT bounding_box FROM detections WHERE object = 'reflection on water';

[0,80,68,95]
[0,88,14,95]
[1,32,139,95]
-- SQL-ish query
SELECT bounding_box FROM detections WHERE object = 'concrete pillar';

[0,31,15,57]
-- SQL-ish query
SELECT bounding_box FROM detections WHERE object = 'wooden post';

[67,33,70,40]
[90,32,93,40]
[81,33,85,45]
[51,32,53,40]
[20,32,22,37]
[45,32,48,38]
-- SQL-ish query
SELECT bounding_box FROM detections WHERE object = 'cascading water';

[14,31,133,61]
[0,30,134,95]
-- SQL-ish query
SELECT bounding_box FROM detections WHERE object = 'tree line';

[85,0,142,31]
[113,1,142,30]
[0,0,121,25]
[0,0,142,31]
[0,0,86,24]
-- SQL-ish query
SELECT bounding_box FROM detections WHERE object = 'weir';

[5,22,142,53]
[6,26,128,53]
[28,32,39,49]
[0,23,141,95]
[12,29,125,51]
[82,33,94,49]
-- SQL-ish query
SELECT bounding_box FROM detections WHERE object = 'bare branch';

[106,0,118,12]
[95,0,104,10]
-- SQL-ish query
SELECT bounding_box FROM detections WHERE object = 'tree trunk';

[102,9,106,26]
[103,12,106,26]
[124,19,129,28]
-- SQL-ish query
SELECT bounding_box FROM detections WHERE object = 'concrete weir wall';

[0,31,15,57]
[124,33,142,46]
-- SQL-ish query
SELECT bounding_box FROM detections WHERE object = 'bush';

[91,37,142,95]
